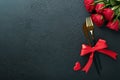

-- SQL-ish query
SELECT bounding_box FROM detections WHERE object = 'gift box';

[0,0,119,80]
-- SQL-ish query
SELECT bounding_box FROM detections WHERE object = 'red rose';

[84,0,95,12]
[106,20,119,31]
[102,8,114,21]
[91,14,104,26]
[95,3,105,13]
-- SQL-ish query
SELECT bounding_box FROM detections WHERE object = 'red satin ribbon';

[80,39,117,73]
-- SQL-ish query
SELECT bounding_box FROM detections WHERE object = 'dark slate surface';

[0,0,120,80]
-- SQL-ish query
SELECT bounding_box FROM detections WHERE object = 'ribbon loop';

[80,39,117,73]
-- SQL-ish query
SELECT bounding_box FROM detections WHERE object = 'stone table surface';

[0,0,120,80]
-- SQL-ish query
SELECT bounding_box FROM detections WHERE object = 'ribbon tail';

[82,52,94,73]
[98,49,118,60]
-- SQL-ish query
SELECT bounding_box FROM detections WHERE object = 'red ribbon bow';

[74,39,117,73]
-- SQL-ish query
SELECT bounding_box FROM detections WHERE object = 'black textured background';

[0,0,120,80]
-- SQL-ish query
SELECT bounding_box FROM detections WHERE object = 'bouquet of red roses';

[84,0,120,31]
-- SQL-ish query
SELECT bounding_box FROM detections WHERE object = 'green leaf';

[118,16,120,20]
[116,0,120,5]
[109,0,117,6]
[104,0,110,4]
[116,0,120,2]
[115,7,120,16]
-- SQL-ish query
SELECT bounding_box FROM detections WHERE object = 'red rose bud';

[103,8,114,21]
[95,3,105,13]
[84,0,95,12]
[91,14,104,26]
[106,20,119,31]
